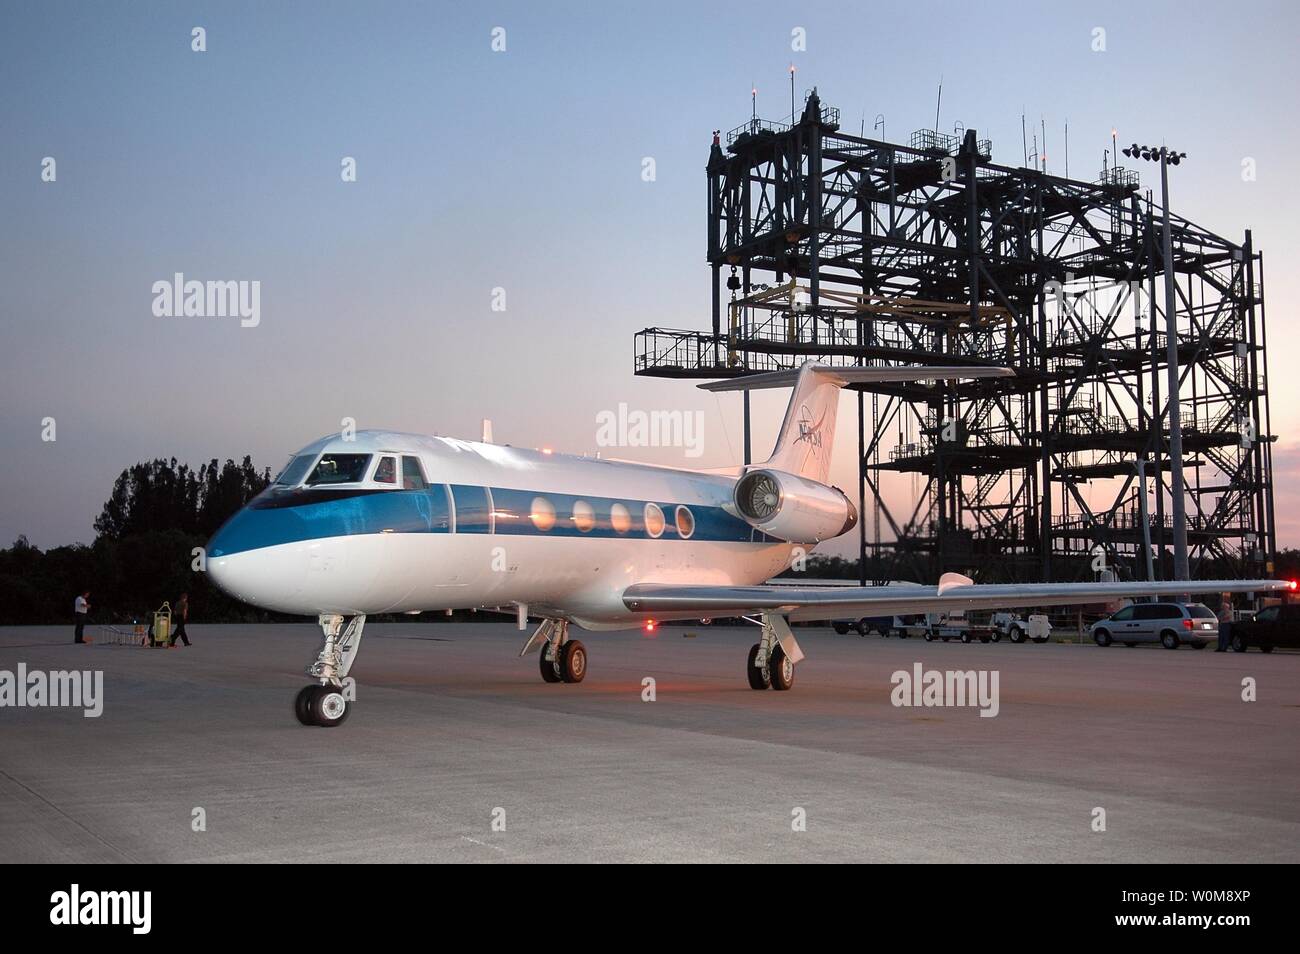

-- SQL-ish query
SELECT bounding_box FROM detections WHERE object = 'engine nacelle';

[733,469,858,544]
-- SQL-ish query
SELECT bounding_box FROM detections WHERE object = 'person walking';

[1215,593,1233,652]
[169,592,192,648]
[74,590,92,644]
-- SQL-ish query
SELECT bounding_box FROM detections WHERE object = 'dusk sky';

[2,0,1298,555]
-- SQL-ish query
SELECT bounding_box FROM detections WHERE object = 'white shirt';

[75,596,88,615]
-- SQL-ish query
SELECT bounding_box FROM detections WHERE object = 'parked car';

[1228,603,1300,653]
[1090,602,1216,649]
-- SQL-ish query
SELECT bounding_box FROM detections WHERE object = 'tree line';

[0,458,272,625]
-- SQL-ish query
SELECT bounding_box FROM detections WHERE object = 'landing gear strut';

[295,614,365,727]
[521,618,586,684]
[746,613,803,691]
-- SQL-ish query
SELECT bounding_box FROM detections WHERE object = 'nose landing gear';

[295,613,366,727]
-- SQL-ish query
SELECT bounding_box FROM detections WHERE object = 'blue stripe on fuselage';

[207,483,765,556]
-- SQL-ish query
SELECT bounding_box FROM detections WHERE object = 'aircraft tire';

[311,686,350,728]
[746,644,770,690]
[769,645,794,691]
[294,686,318,726]
[539,646,562,683]
[560,640,587,683]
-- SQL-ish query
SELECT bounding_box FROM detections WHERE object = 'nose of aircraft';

[206,506,281,610]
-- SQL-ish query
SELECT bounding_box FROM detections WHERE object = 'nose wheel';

[294,613,365,727]
[294,684,350,727]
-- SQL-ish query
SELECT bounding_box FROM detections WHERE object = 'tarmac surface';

[1,621,1298,863]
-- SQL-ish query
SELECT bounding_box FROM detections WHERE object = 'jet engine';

[733,469,857,544]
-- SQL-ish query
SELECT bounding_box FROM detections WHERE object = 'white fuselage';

[207,431,800,630]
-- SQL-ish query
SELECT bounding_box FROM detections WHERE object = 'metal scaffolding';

[633,91,1277,584]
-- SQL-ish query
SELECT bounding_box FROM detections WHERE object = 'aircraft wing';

[623,577,1294,622]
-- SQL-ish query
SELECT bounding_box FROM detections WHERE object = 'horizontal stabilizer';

[698,364,1013,393]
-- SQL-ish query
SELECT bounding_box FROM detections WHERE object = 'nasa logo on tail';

[793,403,827,469]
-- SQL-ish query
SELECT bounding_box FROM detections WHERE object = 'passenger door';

[1130,604,1165,642]
[1107,605,1137,639]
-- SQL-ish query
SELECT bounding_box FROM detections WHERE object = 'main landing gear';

[746,613,804,691]
[295,613,366,727]
[520,618,586,684]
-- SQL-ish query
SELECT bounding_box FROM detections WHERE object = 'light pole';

[1124,142,1189,580]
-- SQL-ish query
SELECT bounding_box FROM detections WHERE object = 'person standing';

[1215,593,1233,652]
[169,593,191,648]
[74,590,92,644]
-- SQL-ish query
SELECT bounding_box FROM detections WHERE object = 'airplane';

[205,362,1294,726]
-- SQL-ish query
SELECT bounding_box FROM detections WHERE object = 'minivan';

[1090,602,1217,649]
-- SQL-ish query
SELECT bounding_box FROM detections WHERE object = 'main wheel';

[311,685,350,727]
[539,645,562,683]
[989,631,1001,643]
[979,635,991,644]
[1093,629,1112,647]
[960,632,972,644]
[294,685,318,725]
[559,640,587,683]
[746,643,770,690]
[833,623,849,635]
[1231,633,1247,653]
[923,631,934,642]
[769,645,794,691]
[1008,627,1025,644]
[1161,631,1180,650]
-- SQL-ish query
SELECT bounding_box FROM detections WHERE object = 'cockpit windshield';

[274,454,317,487]
[306,453,373,485]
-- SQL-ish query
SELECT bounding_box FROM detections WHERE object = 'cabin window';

[530,496,556,531]
[644,503,665,538]
[402,456,428,491]
[374,456,397,484]
[306,454,372,485]
[275,454,316,487]
[675,505,695,539]
[610,503,632,534]
[572,500,595,532]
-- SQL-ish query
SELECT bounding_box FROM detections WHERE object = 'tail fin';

[700,361,1014,485]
